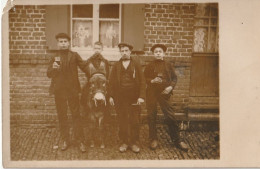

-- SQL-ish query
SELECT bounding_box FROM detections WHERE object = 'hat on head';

[55,33,71,41]
[118,42,133,51]
[151,44,167,52]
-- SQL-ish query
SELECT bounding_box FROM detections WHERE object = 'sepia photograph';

[7,1,220,161]
[2,0,260,168]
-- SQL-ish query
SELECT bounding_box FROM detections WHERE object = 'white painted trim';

[13,0,221,5]
[119,3,122,42]
[93,4,99,44]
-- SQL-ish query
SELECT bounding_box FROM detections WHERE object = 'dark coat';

[108,57,146,102]
[85,53,110,80]
[47,50,87,95]
[144,59,177,93]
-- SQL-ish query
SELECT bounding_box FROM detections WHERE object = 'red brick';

[32,32,44,36]
[15,41,26,45]
[10,50,21,54]
[154,26,165,30]
[145,26,153,30]
[148,17,157,22]
[25,23,36,27]
[20,32,31,36]
[22,50,33,54]
[145,9,153,12]
[154,9,165,13]
[24,5,35,9]
[14,23,24,27]
[9,13,18,18]
[159,35,170,39]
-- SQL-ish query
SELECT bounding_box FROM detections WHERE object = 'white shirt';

[122,60,130,69]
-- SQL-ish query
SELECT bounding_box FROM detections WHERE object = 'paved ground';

[11,124,219,160]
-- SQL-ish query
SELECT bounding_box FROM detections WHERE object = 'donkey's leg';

[90,114,96,148]
[98,116,105,148]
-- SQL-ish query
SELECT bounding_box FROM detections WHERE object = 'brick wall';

[9,4,218,126]
[9,5,50,125]
[144,3,194,56]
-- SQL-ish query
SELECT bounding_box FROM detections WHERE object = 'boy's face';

[57,38,70,50]
[94,44,103,54]
[153,47,165,60]
[120,46,131,59]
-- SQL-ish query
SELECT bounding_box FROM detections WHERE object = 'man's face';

[94,44,103,54]
[153,47,165,60]
[120,46,131,59]
[57,38,70,50]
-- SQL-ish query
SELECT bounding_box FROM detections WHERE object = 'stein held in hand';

[53,56,61,69]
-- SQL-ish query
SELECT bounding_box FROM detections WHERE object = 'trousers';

[146,87,180,142]
[54,91,84,142]
[116,87,140,145]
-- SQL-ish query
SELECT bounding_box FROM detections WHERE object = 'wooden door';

[190,53,219,96]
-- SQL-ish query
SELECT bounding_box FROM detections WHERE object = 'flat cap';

[151,44,167,52]
[118,42,133,50]
[55,33,71,41]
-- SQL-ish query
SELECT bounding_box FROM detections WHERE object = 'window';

[193,3,218,53]
[45,4,145,58]
[71,4,121,51]
[190,3,219,97]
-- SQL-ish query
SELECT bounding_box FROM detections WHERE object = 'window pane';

[195,19,209,26]
[210,18,218,26]
[99,4,119,18]
[99,21,119,48]
[195,4,210,17]
[208,27,217,52]
[193,28,208,52]
[72,5,93,18]
[72,20,93,48]
[210,4,218,17]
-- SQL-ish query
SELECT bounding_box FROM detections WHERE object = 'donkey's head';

[88,73,107,108]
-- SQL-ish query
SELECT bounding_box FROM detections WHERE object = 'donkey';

[87,73,108,148]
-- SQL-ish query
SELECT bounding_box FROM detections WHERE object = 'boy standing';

[47,33,87,152]
[144,44,188,151]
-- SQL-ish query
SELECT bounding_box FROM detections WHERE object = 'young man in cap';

[144,44,188,151]
[108,43,146,153]
[47,33,87,152]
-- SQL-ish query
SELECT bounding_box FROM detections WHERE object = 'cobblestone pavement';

[11,124,219,160]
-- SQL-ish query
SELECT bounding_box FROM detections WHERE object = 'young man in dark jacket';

[109,43,146,153]
[144,44,188,151]
[47,33,87,152]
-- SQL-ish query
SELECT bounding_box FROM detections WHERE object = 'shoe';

[175,141,189,151]
[100,141,105,149]
[119,143,128,152]
[131,144,140,153]
[79,142,87,153]
[90,140,94,148]
[61,141,69,151]
[100,143,105,149]
[150,140,158,150]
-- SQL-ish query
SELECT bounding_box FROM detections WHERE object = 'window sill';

[72,49,122,61]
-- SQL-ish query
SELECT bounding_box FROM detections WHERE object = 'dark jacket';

[47,50,87,95]
[108,57,146,101]
[144,59,177,93]
[85,53,110,80]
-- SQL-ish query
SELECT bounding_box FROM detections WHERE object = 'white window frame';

[70,4,122,60]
